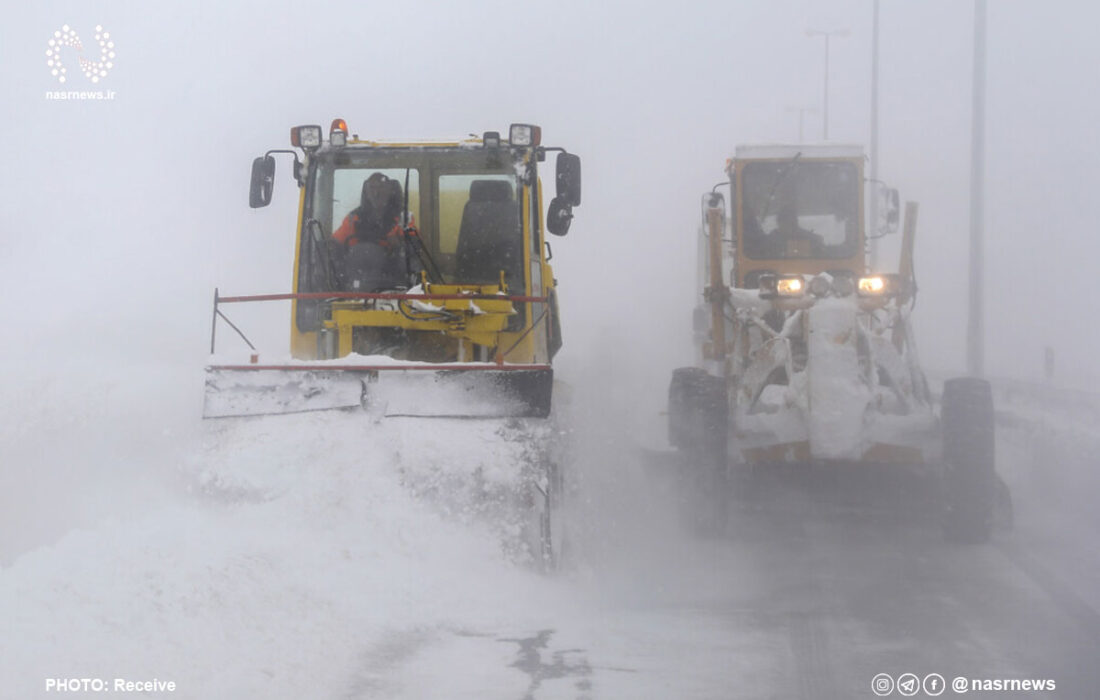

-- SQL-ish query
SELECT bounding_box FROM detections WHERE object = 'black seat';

[455,180,522,285]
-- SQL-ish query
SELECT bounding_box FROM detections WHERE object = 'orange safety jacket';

[333,212,418,249]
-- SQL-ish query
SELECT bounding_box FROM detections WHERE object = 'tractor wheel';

[942,377,995,543]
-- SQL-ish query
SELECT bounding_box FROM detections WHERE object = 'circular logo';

[871,673,894,697]
[897,673,920,697]
[923,673,946,696]
[45,24,115,85]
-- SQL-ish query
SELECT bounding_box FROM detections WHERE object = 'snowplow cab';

[288,125,573,366]
[206,123,581,419]
[728,144,867,290]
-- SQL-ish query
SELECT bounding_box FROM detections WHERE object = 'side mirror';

[878,186,900,235]
[555,152,582,207]
[547,197,573,236]
[249,155,276,208]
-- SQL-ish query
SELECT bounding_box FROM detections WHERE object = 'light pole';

[785,105,818,142]
[806,28,850,140]
[968,0,987,376]
[870,0,880,267]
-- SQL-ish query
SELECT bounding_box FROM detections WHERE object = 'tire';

[668,368,730,535]
[942,377,995,543]
[668,367,728,453]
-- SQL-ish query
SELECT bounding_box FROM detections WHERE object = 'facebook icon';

[923,673,946,696]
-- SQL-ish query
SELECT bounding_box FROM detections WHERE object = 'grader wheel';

[942,377,996,543]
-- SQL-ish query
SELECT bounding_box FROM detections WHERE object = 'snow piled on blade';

[203,368,366,417]
[0,410,556,699]
[370,371,537,418]
[204,354,551,418]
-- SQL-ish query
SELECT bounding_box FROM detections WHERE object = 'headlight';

[778,277,804,296]
[759,274,805,299]
[857,274,899,296]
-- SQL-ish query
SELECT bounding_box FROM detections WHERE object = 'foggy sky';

[2,0,1099,405]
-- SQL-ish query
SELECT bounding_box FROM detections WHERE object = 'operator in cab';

[766,188,823,258]
[330,172,420,291]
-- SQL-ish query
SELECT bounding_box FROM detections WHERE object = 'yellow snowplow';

[205,122,581,421]
[668,144,1004,542]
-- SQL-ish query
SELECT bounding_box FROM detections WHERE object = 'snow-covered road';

[2,367,1098,698]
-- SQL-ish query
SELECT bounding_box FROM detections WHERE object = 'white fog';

[1,1,1098,698]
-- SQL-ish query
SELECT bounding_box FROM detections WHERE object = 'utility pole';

[869,0,881,267]
[807,27,850,140]
[967,0,986,376]
[786,105,818,142]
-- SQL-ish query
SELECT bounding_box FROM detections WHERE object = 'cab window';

[437,174,522,288]
[741,161,859,260]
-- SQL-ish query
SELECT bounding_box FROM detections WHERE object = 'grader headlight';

[778,277,804,296]
[857,274,899,296]
[760,274,805,299]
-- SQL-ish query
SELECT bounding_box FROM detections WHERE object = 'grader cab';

[669,144,1001,542]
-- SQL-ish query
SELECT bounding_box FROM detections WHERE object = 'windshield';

[302,148,523,294]
[741,160,860,260]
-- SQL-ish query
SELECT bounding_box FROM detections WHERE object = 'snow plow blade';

[203,363,553,419]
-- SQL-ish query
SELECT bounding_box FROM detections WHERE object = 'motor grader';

[203,121,581,565]
[668,143,1000,542]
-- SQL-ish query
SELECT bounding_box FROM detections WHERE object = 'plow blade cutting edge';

[203,364,553,419]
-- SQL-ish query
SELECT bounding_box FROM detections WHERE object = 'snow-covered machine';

[668,144,1001,541]
[204,121,581,565]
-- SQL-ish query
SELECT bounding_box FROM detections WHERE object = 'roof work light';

[330,118,348,147]
[509,123,541,147]
[290,125,323,151]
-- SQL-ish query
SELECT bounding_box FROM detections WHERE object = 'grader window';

[741,161,859,260]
